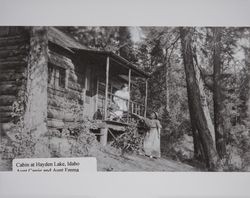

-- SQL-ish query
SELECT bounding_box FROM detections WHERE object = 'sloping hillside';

[95,147,197,172]
[0,146,197,172]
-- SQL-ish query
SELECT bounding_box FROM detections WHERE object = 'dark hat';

[153,111,159,119]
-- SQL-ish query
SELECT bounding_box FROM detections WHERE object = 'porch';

[74,49,150,146]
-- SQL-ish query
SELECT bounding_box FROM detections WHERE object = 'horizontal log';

[67,80,82,92]
[47,108,64,120]
[48,98,63,109]
[0,55,27,63]
[0,48,27,58]
[0,44,27,52]
[0,72,25,81]
[68,71,78,83]
[0,80,25,88]
[0,67,26,75]
[0,95,16,106]
[47,118,64,129]
[0,112,12,122]
[0,36,28,46]
[0,84,19,95]
[48,87,66,98]
[48,86,82,99]
[0,117,13,123]
[0,111,12,118]
[48,97,81,110]
[48,51,74,70]
[47,107,76,123]
[0,122,15,132]
[0,61,26,70]
[0,105,12,112]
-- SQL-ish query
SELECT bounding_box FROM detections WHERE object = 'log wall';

[0,27,29,135]
[47,44,86,130]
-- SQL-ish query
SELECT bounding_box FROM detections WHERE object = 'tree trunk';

[240,47,250,127]
[164,49,170,112]
[118,27,131,60]
[212,27,226,158]
[179,27,219,170]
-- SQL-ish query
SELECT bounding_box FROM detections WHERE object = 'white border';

[0,0,250,26]
[0,0,250,198]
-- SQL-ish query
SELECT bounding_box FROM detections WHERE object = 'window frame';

[48,63,68,90]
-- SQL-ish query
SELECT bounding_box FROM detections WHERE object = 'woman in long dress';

[134,112,162,158]
[113,84,130,119]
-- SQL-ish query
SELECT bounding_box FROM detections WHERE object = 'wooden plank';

[106,124,126,132]
[144,78,148,117]
[100,128,108,146]
[95,77,99,112]
[127,69,131,121]
[104,56,109,120]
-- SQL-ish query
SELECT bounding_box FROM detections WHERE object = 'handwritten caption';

[12,158,97,173]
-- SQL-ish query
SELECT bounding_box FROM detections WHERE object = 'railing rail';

[97,92,145,122]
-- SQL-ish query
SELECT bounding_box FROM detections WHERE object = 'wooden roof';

[48,27,87,51]
[48,27,150,78]
[73,48,150,78]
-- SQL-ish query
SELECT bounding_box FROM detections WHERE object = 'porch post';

[104,56,110,120]
[144,78,148,117]
[127,69,131,121]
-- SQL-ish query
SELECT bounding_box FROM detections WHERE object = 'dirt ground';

[95,146,197,172]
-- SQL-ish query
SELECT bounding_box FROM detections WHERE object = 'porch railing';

[97,92,145,122]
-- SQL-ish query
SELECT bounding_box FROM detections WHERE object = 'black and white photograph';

[0,26,250,172]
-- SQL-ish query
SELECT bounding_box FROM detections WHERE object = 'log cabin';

[0,27,149,146]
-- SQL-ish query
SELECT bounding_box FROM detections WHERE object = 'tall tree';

[212,27,226,158]
[242,46,250,126]
[179,27,220,170]
[118,27,136,62]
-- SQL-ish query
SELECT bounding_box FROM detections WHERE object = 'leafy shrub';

[222,124,250,171]
[2,100,37,160]
[46,119,100,158]
[111,125,143,155]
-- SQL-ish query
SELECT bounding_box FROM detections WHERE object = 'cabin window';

[58,68,66,88]
[48,64,67,89]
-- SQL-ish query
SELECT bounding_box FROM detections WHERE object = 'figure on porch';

[112,84,130,120]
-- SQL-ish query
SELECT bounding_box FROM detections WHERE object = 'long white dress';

[113,90,129,118]
[143,118,162,158]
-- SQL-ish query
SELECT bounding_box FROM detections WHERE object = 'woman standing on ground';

[134,111,162,159]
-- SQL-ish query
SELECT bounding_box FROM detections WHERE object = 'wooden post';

[95,77,99,114]
[144,78,148,117]
[104,56,110,120]
[127,69,131,122]
[100,127,108,146]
